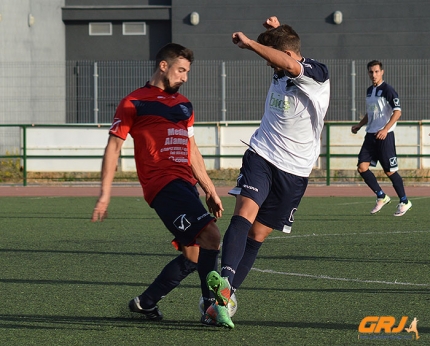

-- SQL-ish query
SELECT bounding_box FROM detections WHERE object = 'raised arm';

[263,16,281,29]
[232,31,302,77]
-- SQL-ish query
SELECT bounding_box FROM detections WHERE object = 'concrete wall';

[61,0,430,61]
[0,0,66,125]
[21,122,430,172]
[171,0,430,61]
[0,0,65,62]
[63,0,171,60]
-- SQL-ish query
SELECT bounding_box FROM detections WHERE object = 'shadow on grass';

[256,254,430,265]
[0,313,373,332]
[1,276,427,294]
[0,214,158,220]
[3,312,428,334]
[0,277,201,289]
[0,248,175,257]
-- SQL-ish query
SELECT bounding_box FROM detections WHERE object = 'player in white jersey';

[351,60,412,216]
[207,17,330,303]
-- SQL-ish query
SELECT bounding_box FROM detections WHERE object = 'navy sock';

[360,170,384,196]
[220,215,253,287]
[197,247,219,311]
[139,254,197,308]
[231,237,262,292]
[388,172,408,203]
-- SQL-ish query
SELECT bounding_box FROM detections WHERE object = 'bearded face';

[162,75,182,94]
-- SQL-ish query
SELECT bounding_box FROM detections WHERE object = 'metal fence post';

[93,62,99,124]
[221,61,226,121]
[22,125,27,187]
[351,60,356,121]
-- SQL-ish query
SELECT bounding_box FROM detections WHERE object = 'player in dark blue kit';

[351,60,412,216]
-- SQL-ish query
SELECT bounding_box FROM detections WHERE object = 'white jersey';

[249,58,330,177]
[365,81,401,133]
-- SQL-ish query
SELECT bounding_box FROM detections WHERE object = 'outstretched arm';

[91,135,124,221]
[189,136,224,218]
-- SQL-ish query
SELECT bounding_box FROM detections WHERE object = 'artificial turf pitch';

[0,196,428,345]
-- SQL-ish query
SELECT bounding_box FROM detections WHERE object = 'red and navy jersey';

[109,82,197,205]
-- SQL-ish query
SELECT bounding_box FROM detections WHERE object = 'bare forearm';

[92,136,123,222]
[358,114,368,127]
[248,40,298,73]
[99,144,120,197]
[189,138,224,217]
[190,144,216,195]
[383,110,401,132]
[351,114,368,134]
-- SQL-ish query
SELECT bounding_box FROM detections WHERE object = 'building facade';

[62,0,430,61]
[1,0,429,128]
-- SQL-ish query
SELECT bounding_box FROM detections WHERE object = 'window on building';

[122,22,146,35]
[89,22,112,36]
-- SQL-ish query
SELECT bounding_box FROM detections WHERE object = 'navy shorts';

[358,132,398,172]
[231,149,308,232]
[151,179,215,247]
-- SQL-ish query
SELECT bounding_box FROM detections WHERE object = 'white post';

[351,60,356,121]
[93,62,99,124]
[221,61,226,121]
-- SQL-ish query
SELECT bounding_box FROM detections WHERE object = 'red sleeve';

[188,110,195,128]
[108,97,136,140]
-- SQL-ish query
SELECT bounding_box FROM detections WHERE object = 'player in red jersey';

[91,43,233,328]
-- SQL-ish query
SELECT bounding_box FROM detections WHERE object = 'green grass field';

[0,195,429,345]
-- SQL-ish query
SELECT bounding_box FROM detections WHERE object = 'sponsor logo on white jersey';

[269,92,291,112]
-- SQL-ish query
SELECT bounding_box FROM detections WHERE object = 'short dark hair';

[257,24,301,54]
[155,43,194,70]
[367,60,383,70]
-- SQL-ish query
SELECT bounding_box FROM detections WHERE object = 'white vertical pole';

[221,61,226,121]
[351,60,356,121]
[93,62,99,123]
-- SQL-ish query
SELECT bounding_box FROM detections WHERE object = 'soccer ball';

[199,293,238,317]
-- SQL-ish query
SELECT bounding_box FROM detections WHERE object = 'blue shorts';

[358,132,398,172]
[151,179,215,247]
[230,149,308,232]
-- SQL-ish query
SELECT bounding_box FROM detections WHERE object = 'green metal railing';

[1,122,429,186]
[323,121,430,185]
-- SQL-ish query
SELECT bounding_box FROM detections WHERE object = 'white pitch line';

[331,195,430,206]
[267,229,430,240]
[252,229,430,287]
[251,268,429,287]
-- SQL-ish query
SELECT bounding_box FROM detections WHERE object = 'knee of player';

[196,222,221,250]
[357,165,367,174]
[247,221,272,242]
